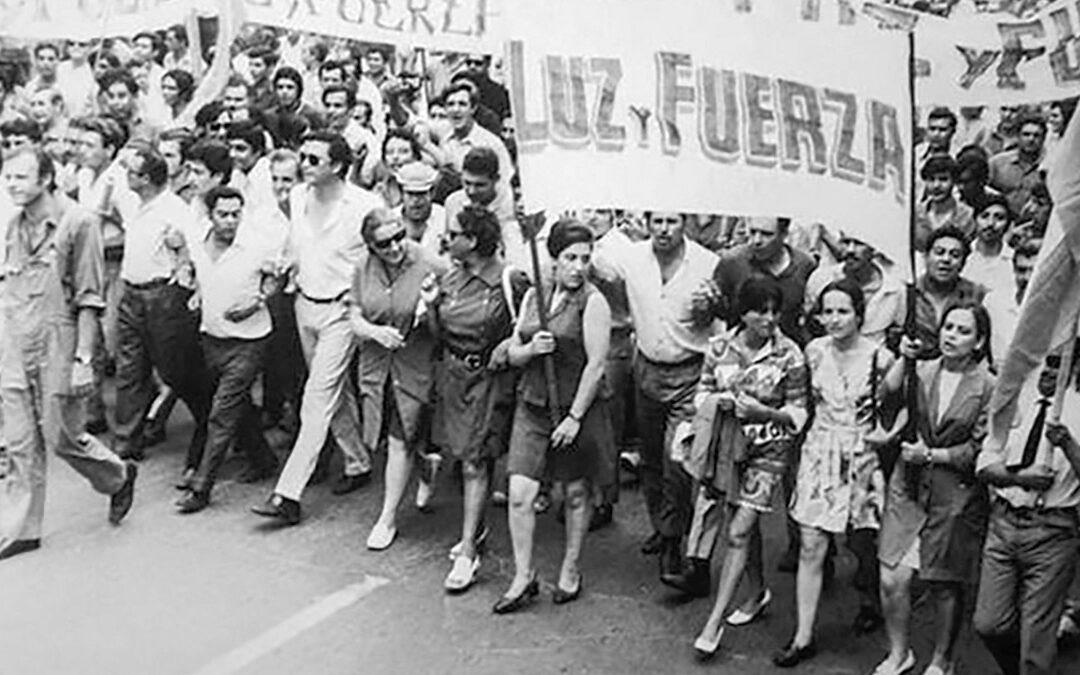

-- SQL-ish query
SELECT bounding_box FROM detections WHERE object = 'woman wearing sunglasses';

[350,208,447,551]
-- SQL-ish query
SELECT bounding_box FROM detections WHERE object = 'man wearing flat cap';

[395,161,445,259]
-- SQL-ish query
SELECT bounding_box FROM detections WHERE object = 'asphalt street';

[2,406,1079,675]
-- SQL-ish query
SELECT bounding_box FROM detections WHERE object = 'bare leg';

[792,526,830,648]
[696,505,760,642]
[459,460,489,560]
[505,473,540,596]
[879,563,915,667]
[559,479,590,590]
[735,520,766,614]
[930,583,963,669]
[374,436,412,530]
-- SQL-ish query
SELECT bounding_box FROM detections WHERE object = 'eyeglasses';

[444,229,466,240]
[372,230,406,250]
[209,123,230,132]
[465,59,486,66]
[299,152,324,167]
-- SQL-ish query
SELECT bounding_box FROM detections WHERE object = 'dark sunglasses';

[372,230,406,250]
[465,59,486,66]
[209,122,230,132]
[299,152,324,167]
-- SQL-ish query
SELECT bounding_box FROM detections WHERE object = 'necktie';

[1012,398,1051,470]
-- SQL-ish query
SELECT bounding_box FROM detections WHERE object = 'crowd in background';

[0,18,1078,675]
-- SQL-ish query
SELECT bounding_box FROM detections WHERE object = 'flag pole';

[903,27,922,500]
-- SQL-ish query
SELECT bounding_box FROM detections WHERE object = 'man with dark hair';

[915,155,975,252]
[163,24,191,71]
[24,42,61,94]
[318,58,384,139]
[226,120,273,210]
[98,68,158,143]
[912,225,986,361]
[175,185,281,513]
[0,118,43,152]
[989,112,1049,219]
[443,145,525,269]
[159,128,194,195]
[269,66,324,138]
[246,45,279,110]
[182,139,233,207]
[0,146,137,561]
[113,147,211,486]
[442,81,514,188]
[252,131,382,525]
[321,84,356,132]
[458,53,510,121]
[222,75,252,118]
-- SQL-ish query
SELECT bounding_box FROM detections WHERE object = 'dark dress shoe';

[492,579,539,614]
[236,463,279,484]
[772,640,817,668]
[0,538,42,561]
[251,495,301,525]
[108,462,138,525]
[85,418,110,435]
[640,531,664,555]
[175,468,196,491]
[331,472,371,495]
[853,606,884,635]
[552,576,583,605]
[176,490,210,514]
[658,537,683,579]
[589,504,613,532]
[660,557,710,597]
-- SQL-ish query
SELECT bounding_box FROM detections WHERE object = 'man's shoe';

[589,503,614,531]
[658,538,683,579]
[108,461,138,525]
[85,418,109,435]
[251,494,301,526]
[331,472,371,495]
[175,468,196,491]
[640,531,664,555]
[176,490,210,514]
[0,538,41,561]
[660,557,710,597]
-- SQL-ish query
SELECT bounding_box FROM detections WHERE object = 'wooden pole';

[522,212,563,427]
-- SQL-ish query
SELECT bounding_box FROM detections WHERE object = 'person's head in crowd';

[397,161,437,224]
[123,146,169,199]
[1012,238,1041,301]
[815,278,866,344]
[159,128,193,182]
[132,31,159,63]
[736,276,783,340]
[956,146,989,198]
[226,120,266,174]
[920,155,958,204]
[223,75,252,115]
[70,115,125,172]
[268,148,301,208]
[318,59,348,89]
[444,81,478,136]
[67,38,93,65]
[351,99,373,129]
[161,69,195,109]
[0,63,17,101]
[247,46,277,83]
[42,120,70,165]
[973,194,1012,249]
[302,40,328,71]
[164,24,188,59]
[1,118,43,154]
[321,84,355,126]
[205,185,245,246]
[298,130,351,185]
[98,69,139,122]
[364,45,391,80]
[462,54,491,79]
[447,205,500,262]
[127,56,155,93]
[28,88,65,129]
[645,211,685,255]
[273,114,312,150]
[33,42,60,81]
[581,209,615,239]
[1016,112,1047,159]
[998,104,1021,131]
[3,146,54,207]
[427,95,451,140]
[273,66,304,110]
[89,50,122,81]
[1048,100,1071,136]
[938,300,991,367]
[838,233,876,279]
[925,106,957,152]
[183,139,233,200]
[382,128,420,172]
[925,225,970,287]
[460,146,499,206]
[747,216,790,263]
[195,100,226,137]
[547,218,594,291]
[362,208,408,267]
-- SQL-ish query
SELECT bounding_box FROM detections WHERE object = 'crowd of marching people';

[1,18,1079,674]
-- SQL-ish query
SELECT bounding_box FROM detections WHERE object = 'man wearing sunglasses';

[253,131,382,525]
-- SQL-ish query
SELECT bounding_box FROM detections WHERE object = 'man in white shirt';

[253,131,381,525]
[975,353,1080,675]
[592,211,720,581]
[225,120,275,213]
[442,81,515,202]
[395,161,445,258]
[965,194,1015,293]
[443,146,525,271]
[175,186,281,514]
[113,148,211,478]
[984,239,1039,377]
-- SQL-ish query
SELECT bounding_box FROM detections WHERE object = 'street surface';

[3,406,1079,675]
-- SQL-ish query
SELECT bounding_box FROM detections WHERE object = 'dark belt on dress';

[300,290,348,304]
[125,278,170,291]
[445,344,490,370]
[638,351,704,369]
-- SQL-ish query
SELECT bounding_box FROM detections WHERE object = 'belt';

[125,278,170,291]
[993,496,1076,519]
[300,290,348,304]
[638,351,704,369]
[445,344,489,370]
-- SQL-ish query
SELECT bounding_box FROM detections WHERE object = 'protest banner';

[243,0,500,53]
[506,0,913,275]
[0,0,201,40]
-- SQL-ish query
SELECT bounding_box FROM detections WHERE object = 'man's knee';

[462,460,488,481]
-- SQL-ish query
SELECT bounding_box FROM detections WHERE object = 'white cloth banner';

[912,0,1080,106]
[243,0,500,52]
[507,0,913,276]
[0,0,198,40]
